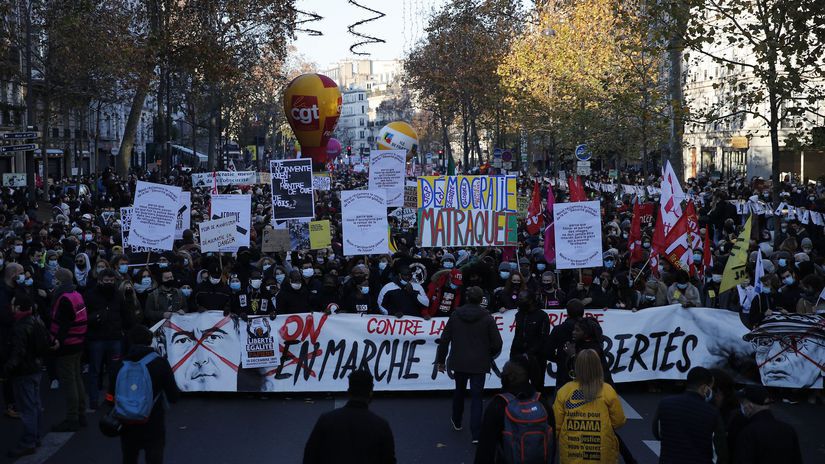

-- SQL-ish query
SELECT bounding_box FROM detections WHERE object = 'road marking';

[643,440,661,457]
[619,396,642,420]
[17,432,74,464]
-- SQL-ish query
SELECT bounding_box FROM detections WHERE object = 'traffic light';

[346,145,352,156]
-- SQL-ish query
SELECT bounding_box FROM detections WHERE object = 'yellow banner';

[309,220,331,250]
[719,214,752,294]
[416,175,517,212]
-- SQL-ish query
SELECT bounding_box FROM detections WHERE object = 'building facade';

[336,85,370,155]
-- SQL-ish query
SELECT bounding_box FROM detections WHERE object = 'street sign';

[576,160,591,176]
[1,132,39,140]
[575,144,591,161]
[0,143,37,153]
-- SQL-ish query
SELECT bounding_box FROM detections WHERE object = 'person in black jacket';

[84,269,133,410]
[3,294,45,458]
[544,298,584,390]
[303,369,395,464]
[194,266,231,312]
[436,287,504,444]
[474,358,554,464]
[510,291,550,392]
[733,385,802,464]
[277,270,311,314]
[106,325,180,464]
[339,276,375,314]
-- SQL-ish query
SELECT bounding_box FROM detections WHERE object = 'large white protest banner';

[198,216,237,253]
[341,190,389,256]
[175,191,191,240]
[241,316,281,369]
[192,171,256,187]
[210,194,251,251]
[553,200,603,269]
[128,181,182,251]
[368,150,406,207]
[154,306,807,393]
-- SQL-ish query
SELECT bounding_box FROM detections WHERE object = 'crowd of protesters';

[1,162,822,461]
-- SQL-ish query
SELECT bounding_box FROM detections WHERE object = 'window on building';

[359,118,364,126]
[358,94,364,101]
[64,128,70,138]
[361,105,365,113]
[359,131,364,138]
[52,128,59,138]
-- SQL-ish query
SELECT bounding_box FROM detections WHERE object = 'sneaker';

[51,421,80,433]
[450,417,462,431]
[50,379,60,390]
[4,406,20,419]
[6,447,36,458]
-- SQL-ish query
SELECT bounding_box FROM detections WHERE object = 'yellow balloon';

[283,73,342,164]
[376,121,418,160]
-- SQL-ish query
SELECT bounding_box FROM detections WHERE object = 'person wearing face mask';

[42,250,60,290]
[1,263,25,419]
[340,276,375,315]
[299,260,323,297]
[667,270,701,307]
[233,270,273,318]
[313,275,342,314]
[495,262,512,290]
[510,291,550,392]
[118,279,143,326]
[82,270,132,410]
[700,266,729,309]
[569,269,599,309]
[774,268,801,312]
[145,270,185,325]
[371,255,394,289]
[652,367,729,464]
[731,385,802,464]
[193,266,230,313]
[376,266,428,318]
[276,270,311,314]
[537,271,567,309]
[424,269,464,318]
[495,273,525,313]
[440,252,457,271]
[73,252,91,290]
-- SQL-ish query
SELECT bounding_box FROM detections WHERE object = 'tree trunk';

[117,79,150,176]
[667,1,687,182]
[208,107,217,170]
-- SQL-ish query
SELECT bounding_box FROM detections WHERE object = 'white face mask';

[302,268,314,278]
[290,282,302,290]
[209,277,221,285]
[443,261,454,269]
[250,279,262,289]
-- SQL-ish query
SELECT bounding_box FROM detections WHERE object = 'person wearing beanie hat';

[424,268,464,318]
[497,261,512,286]
[194,265,231,313]
[441,252,456,270]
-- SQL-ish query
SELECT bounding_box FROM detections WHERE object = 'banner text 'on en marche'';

[150,306,815,393]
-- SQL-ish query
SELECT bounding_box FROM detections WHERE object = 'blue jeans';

[12,372,42,449]
[88,339,123,407]
[452,372,486,440]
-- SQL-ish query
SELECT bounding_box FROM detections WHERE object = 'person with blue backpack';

[474,357,555,464]
[104,325,179,464]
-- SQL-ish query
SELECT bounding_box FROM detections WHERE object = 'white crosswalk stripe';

[16,432,75,464]
[643,440,661,457]
[620,396,643,420]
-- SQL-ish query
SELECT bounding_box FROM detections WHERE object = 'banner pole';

[632,253,653,285]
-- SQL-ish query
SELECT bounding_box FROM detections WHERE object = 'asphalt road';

[1,382,823,463]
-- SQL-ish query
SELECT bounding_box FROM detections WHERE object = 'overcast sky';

[291,0,446,68]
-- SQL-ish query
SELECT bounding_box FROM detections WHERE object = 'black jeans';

[452,372,486,440]
[121,436,164,464]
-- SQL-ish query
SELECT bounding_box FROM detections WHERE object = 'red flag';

[703,227,714,272]
[684,201,702,277]
[663,213,691,271]
[628,200,644,264]
[544,183,556,263]
[652,208,666,255]
[526,181,543,235]
[568,175,586,202]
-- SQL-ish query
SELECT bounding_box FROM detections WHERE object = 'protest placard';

[312,173,331,191]
[553,200,603,269]
[417,175,517,211]
[210,194,251,251]
[368,150,406,207]
[2,173,26,187]
[199,216,238,253]
[270,159,314,220]
[257,171,270,185]
[287,220,310,250]
[309,220,331,250]
[403,182,417,208]
[128,181,182,250]
[175,191,191,240]
[341,190,389,256]
[191,171,256,186]
[261,228,291,253]
[120,207,163,254]
[240,316,281,369]
[418,209,519,247]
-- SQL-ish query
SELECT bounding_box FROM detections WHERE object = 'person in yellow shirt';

[553,349,626,464]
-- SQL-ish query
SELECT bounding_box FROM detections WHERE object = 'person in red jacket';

[425,269,463,318]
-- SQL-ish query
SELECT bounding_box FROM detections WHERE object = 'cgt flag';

[719,214,753,294]
[663,212,691,271]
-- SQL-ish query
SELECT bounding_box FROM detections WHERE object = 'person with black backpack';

[2,294,50,459]
[104,325,179,464]
[474,357,555,464]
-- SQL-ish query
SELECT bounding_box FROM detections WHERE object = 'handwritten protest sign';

[417,175,517,211]
[309,220,331,250]
[128,181,182,251]
[120,207,162,254]
[191,171,256,186]
[270,159,314,220]
[368,150,406,207]
[342,190,389,256]
[175,191,191,240]
[312,173,331,191]
[553,201,603,269]
[199,216,237,252]
[210,194,251,252]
